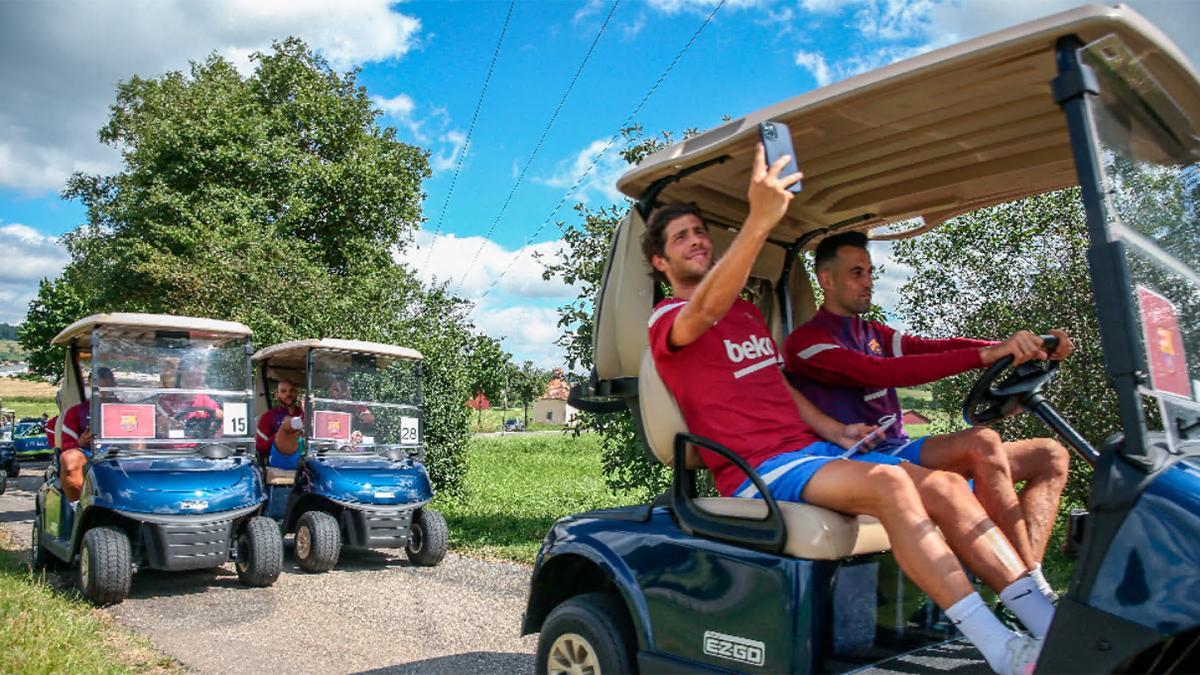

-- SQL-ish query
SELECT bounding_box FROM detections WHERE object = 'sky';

[3,0,1199,367]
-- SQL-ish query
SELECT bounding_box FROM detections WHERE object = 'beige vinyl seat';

[639,349,890,560]
[264,466,295,486]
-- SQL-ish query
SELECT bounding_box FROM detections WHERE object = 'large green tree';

[510,360,552,430]
[18,276,87,378]
[32,38,474,494]
[466,334,512,430]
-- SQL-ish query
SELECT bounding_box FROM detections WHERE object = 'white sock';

[946,592,1020,673]
[1000,575,1055,638]
[1030,563,1058,602]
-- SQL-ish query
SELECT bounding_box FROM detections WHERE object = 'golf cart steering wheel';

[963,335,1060,426]
[173,406,221,438]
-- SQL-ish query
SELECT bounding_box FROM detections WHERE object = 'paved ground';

[1,464,537,674]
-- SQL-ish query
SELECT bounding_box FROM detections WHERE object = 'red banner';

[314,411,353,441]
[1137,286,1191,399]
[100,403,157,439]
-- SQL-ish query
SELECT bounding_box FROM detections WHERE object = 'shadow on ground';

[355,651,533,674]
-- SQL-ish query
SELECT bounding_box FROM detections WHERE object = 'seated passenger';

[327,376,375,429]
[642,146,1049,674]
[60,367,117,502]
[256,378,304,469]
[784,231,1070,599]
[157,359,223,438]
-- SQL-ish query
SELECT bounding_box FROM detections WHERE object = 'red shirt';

[649,297,820,496]
[45,415,58,447]
[256,404,303,459]
[60,403,89,451]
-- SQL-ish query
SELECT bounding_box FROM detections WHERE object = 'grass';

[434,433,638,564]
[4,397,56,420]
[0,531,180,674]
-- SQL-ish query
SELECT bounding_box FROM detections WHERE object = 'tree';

[466,334,512,430]
[510,361,552,429]
[541,126,696,499]
[29,38,475,494]
[892,188,1107,507]
[18,277,86,378]
[0,324,18,341]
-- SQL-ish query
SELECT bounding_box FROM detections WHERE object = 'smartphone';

[840,414,897,458]
[759,121,803,193]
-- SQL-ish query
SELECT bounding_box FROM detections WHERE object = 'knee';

[61,450,84,473]
[1040,439,1070,480]
[869,464,921,510]
[925,470,973,516]
[967,429,1008,472]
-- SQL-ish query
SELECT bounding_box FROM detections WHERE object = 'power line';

[477,0,728,301]
[453,0,621,294]
[417,0,517,277]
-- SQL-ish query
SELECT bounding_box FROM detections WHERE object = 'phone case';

[759,121,803,193]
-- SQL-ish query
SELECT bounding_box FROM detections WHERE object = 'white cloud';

[432,131,468,173]
[469,301,567,369]
[869,240,913,329]
[644,0,764,15]
[794,50,832,87]
[397,231,579,300]
[0,0,421,195]
[573,0,606,24]
[536,138,627,205]
[0,224,70,323]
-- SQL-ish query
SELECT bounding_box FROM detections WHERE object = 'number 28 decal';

[400,416,420,444]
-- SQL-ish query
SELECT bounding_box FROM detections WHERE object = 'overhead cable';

[477,0,728,301]
[416,0,517,277]
[453,0,621,294]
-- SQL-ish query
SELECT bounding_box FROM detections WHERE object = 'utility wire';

[453,0,621,294]
[417,0,517,277]
[477,0,728,301]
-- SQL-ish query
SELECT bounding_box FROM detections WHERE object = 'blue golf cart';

[32,313,283,605]
[525,6,1200,673]
[252,339,447,572]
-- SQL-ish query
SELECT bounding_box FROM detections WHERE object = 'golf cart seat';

[639,349,891,559]
[264,466,295,486]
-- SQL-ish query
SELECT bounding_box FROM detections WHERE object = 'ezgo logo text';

[703,630,765,667]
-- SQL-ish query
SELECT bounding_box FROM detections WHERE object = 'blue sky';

[3,0,1199,366]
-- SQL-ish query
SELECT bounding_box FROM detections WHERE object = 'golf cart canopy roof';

[52,313,253,347]
[618,3,1200,240]
[252,339,423,369]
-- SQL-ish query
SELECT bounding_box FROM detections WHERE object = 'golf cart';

[252,339,447,572]
[32,314,283,605]
[2,418,51,468]
[524,5,1200,673]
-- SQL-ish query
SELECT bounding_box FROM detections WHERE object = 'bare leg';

[800,460,972,609]
[1005,438,1070,562]
[61,449,86,502]
[901,463,1028,592]
[917,427,1037,569]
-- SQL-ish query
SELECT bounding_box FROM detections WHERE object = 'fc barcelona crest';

[120,414,139,432]
[868,338,883,355]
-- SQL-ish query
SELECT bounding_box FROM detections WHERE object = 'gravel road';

[0,465,537,674]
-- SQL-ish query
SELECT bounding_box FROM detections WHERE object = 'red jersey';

[60,403,89,451]
[256,403,303,459]
[649,297,820,496]
[45,415,58,447]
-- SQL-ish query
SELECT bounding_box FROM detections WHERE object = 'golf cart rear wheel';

[294,510,340,573]
[78,527,132,606]
[0,469,6,495]
[406,508,448,566]
[30,511,59,571]
[235,516,282,587]
[536,592,635,675]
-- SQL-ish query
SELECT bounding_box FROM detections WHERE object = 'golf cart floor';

[849,638,989,674]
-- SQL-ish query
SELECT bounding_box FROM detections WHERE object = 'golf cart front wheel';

[235,516,282,587]
[406,508,448,566]
[79,527,132,606]
[294,510,340,573]
[536,592,636,675]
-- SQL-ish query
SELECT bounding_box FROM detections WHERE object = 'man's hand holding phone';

[839,414,897,458]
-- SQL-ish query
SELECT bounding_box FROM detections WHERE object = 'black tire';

[235,516,282,587]
[78,527,132,606]
[294,510,340,573]
[535,592,636,675]
[0,469,7,496]
[30,511,57,571]
[406,508,448,567]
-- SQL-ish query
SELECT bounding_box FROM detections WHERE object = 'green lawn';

[0,533,179,673]
[4,397,56,420]
[467,406,562,432]
[434,433,638,563]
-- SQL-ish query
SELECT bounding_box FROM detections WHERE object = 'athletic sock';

[1030,563,1058,602]
[946,592,1020,673]
[1000,575,1055,638]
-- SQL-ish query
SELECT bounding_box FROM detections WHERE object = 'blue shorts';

[883,436,928,464]
[268,442,300,470]
[732,441,907,504]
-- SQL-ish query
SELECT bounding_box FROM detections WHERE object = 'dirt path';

[1,466,537,674]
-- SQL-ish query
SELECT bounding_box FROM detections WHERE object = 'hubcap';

[408,522,423,553]
[296,524,312,559]
[547,632,600,675]
[80,546,90,587]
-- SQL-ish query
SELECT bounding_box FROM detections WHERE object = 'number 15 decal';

[400,416,420,445]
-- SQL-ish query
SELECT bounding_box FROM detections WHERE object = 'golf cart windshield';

[90,327,253,453]
[308,349,421,455]
[1083,35,1200,453]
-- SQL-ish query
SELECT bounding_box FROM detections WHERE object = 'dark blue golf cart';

[525,6,1200,673]
[32,313,283,605]
[253,339,447,572]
